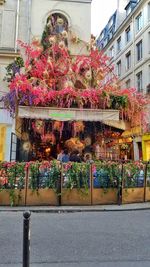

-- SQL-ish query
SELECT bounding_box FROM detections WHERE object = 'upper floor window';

[41,13,69,50]
[148,2,150,21]
[109,45,114,58]
[117,60,121,77]
[136,71,143,92]
[126,5,132,17]
[108,18,113,28]
[136,12,142,32]
[136,40,142,61]
[126,51,131,70]
[117,37,121,52]
[125,26,131,43]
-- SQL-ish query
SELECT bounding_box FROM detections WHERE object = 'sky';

[91,0,118,37]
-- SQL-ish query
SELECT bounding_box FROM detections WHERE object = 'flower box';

[92,188,118,205]
[61,188,91,205]
[122,188,144,204]
[0,189,25,206]
[145,187,150,202]
[25,189,58,206]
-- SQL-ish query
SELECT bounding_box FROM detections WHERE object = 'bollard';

[23,211,31,267]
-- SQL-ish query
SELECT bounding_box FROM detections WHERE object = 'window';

[117,37,121,52]
[109,46,114,58]
[117,60,121,77]
[136,71,143,92]
[136,40,142,61]
[126,5,132,17]
[108,18,113,28]
[125,26,131,43]
[149,32,150,53]
[148,2,150,21]
[136,13,142,32]
[126,51,131,70]
[126,79,131,88]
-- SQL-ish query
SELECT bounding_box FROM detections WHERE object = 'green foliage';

[123,162,145,188]
[0,162,25,206]
[93,162,121,190]
[110,95,128,109]
[3,57,24,82]
[63,162,90,194]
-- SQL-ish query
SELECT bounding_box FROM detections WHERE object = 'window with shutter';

[1,10,16,48]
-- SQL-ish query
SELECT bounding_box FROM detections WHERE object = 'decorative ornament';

[84,136,92,146]
[65,137,85,152]
[53,121,62,131]
[21,132,29,141]
[85,70,92,81]
[32,120,44,134]
[22,141,31,152]
[41,132,56,144]
[73,121,85,136]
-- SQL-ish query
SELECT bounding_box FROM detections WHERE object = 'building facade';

[97,0,150,161]
[0,0,92,161]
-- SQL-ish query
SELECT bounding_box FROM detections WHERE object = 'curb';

[0,206,150,213]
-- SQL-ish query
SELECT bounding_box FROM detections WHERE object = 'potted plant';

[61,162,91,205]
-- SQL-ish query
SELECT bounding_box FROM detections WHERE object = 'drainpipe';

[28,0,32,44]
[15,0,20,53]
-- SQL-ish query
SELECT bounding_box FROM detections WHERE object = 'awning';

[102,120,130,131]
[18,106,119,121]
[122,126,142,137]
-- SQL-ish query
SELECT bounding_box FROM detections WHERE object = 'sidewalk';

[0,202,150,212]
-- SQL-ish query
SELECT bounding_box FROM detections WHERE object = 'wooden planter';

[92,188,118,205]
[122,188,144,204]
[0,189,26,206]
[26,188,58,206]
[61,188,91,205]
[145,187,150,202]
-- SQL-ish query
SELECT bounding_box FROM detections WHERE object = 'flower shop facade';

[13,105,134,162]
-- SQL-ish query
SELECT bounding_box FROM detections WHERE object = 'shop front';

[13,106,128,162]
[142,134,150,161]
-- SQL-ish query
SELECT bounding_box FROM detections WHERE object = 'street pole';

[23,211,31,267]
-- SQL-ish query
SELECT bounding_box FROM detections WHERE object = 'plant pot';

[0,189,26,206]
[61,188,91,205]
[145,187,150,202]
[92,188,118,205]
[122,188,144,204]
[26,188,58,206]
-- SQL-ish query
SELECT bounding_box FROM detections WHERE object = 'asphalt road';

[0,210,150,267]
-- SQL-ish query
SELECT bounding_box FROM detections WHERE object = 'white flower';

[58,41,65,49]
[62,30,68,39]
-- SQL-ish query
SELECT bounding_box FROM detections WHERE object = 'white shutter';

[1,10,16,48]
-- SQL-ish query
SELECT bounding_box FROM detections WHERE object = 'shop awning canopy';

[18,106,119,122]
[102,120,131,131]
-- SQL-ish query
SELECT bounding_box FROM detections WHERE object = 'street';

[0,210,150,266]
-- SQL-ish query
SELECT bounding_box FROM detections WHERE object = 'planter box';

[92,188,118,205]
[26,189,58,206]
[0,189,25,206]
[145,187,150,202]
[122,188,144,204]
[61,188,91,205]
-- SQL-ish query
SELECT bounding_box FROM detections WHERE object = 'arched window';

[41,13,69,50]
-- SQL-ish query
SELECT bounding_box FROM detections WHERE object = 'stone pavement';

[0,202,150,212]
